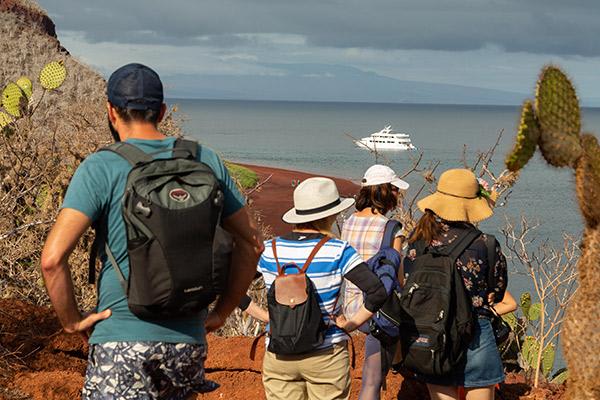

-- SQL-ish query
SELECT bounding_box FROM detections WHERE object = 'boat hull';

[355,140,417,151]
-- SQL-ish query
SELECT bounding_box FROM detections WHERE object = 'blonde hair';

[295,214,339,238]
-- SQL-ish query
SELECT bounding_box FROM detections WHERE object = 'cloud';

[42,0,600,56]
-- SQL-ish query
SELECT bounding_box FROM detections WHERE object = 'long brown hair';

[355,183,398,214]
[408,209,443,244]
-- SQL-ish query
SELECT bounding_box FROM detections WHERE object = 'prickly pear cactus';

[576,134,600,229]
[562,227,600,399]
[506,65,600,399]
[535,66,582,167]
[0,111,12,130]
[2,82,26,117]
[16,76,33,99]
[506,100,540,172]
[39,61,67,90]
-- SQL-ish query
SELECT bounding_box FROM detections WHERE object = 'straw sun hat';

[417,169,496,223]
[283,177,355,224]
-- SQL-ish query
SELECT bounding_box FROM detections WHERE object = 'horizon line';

[165,96,600,109]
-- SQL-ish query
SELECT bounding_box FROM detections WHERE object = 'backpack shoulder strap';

[380,219,402,250]
[89,226,102,284]
[173,138,199,160]
[88,209,109,285]
[88,222,127,293]
[301,236,331,273]
[271,238,282,275]
[98,142,153,166]
[445,229,482,261]
[485,234,498,301]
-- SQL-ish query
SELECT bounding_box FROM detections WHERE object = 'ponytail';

[408,209,443,244]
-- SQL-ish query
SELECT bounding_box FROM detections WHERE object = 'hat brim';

[391,178,410,190]
[282,198,356,224]
[417,192,493,223]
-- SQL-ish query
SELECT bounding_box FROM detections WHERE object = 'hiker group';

[41,64,516,400]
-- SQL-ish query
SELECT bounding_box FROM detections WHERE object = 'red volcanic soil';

[0,298,566,400]
[0,299,407,400]
[239,163,360,236]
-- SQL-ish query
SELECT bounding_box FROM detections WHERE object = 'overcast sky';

[40,0,600,103]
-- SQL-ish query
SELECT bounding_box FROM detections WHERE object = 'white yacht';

[355,125,416,151]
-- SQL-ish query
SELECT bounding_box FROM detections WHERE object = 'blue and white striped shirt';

[258,232,363,349]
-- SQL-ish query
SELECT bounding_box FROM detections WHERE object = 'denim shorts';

[420,318,505,388]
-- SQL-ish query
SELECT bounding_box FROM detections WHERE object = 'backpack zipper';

[436,310,444,322]
[408,283,420,296]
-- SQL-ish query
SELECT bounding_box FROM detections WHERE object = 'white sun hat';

[282,177,356,224]
[361,164,410,190]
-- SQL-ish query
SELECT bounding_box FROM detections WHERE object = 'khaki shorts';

[262,342,351,400]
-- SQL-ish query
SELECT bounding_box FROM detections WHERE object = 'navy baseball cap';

[107,63,163,110]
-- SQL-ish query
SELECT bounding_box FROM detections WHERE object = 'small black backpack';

[89,138,232,320]
[266,236,329,355]
[398,228,480,377]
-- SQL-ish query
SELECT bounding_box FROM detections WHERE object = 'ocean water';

[175,98,598,296]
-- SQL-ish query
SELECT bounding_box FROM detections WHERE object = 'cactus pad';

[506,100,540,172]
[2,83,26,117]
[576,133,600,228]
[535,66,582,167]
[0,111,12,130]
[16,76,32,99]
[39,61,67,90]
[538,129,582,168]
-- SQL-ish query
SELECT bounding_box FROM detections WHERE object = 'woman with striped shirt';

[341,164,409,400]
[242,177,387,400]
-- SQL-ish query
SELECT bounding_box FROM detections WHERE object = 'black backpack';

[266,236,329,355]
[398,228,480,377]
[89,138,232,320]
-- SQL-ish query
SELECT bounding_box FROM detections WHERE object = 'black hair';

[113,105,161,125]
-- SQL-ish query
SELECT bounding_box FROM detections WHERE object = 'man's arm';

[205,206,264,332]
[41,208,111,338]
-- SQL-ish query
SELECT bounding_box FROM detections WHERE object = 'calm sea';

[175,98,599,299]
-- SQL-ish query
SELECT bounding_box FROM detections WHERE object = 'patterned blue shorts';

[82,342,218,400]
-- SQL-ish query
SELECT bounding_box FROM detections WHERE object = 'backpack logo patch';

[169,188,190,202]
[413,334,432,347]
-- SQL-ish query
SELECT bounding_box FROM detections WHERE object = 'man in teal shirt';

[41,64,262,399]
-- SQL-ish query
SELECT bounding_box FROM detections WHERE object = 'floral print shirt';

[403,221,508,317]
